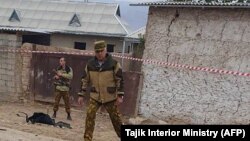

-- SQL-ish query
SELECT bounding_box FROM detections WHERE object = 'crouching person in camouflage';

[78,40,124,141]
[52,57,73,120]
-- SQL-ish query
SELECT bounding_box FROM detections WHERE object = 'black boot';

[67,113,72,120]
[52,111,56,118]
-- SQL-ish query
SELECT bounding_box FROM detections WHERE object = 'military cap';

[94,40,106,51]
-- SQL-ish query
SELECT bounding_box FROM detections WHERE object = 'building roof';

[127,26,145,39]
[130,1,250,8]
[125,26,146,43]
[0,0,130,37]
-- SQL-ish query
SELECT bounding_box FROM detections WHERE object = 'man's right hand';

[78,97,84,106]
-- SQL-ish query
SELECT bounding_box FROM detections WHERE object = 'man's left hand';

[116,96,123,105]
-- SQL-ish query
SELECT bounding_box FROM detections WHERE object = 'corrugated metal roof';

[0,0,129,37]
[0,26,53,33]
[130,1,250,8]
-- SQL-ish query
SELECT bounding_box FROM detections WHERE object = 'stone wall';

[140,7,250,124]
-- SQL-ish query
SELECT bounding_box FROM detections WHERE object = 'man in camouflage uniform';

[52,57,73,120]
[78,40,124,141]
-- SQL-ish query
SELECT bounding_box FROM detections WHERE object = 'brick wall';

[0,33,22,101]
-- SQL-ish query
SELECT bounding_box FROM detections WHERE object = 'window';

[74,42,86,50]
[22,34,50,46]
[127,45,130,53]
[107,44,114,52]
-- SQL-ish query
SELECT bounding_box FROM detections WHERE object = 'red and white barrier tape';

[0,49,249,77]
[112,54,250,77]
[0,49,95,56]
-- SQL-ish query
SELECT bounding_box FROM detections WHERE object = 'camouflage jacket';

[78,53,124,103]
[54,65,73,92]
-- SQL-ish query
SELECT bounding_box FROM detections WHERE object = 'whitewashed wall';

[140,7,250,124]
[51,34,125,53]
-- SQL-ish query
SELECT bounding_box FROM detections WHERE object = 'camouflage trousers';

[53,90,70,113]
[84,98,122,141]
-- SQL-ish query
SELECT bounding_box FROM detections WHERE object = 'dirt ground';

[0,100,130,141]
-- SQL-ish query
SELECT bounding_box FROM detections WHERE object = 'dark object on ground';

[17,112,72,129]
[17,112,55,125]
[55,121,72,129]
